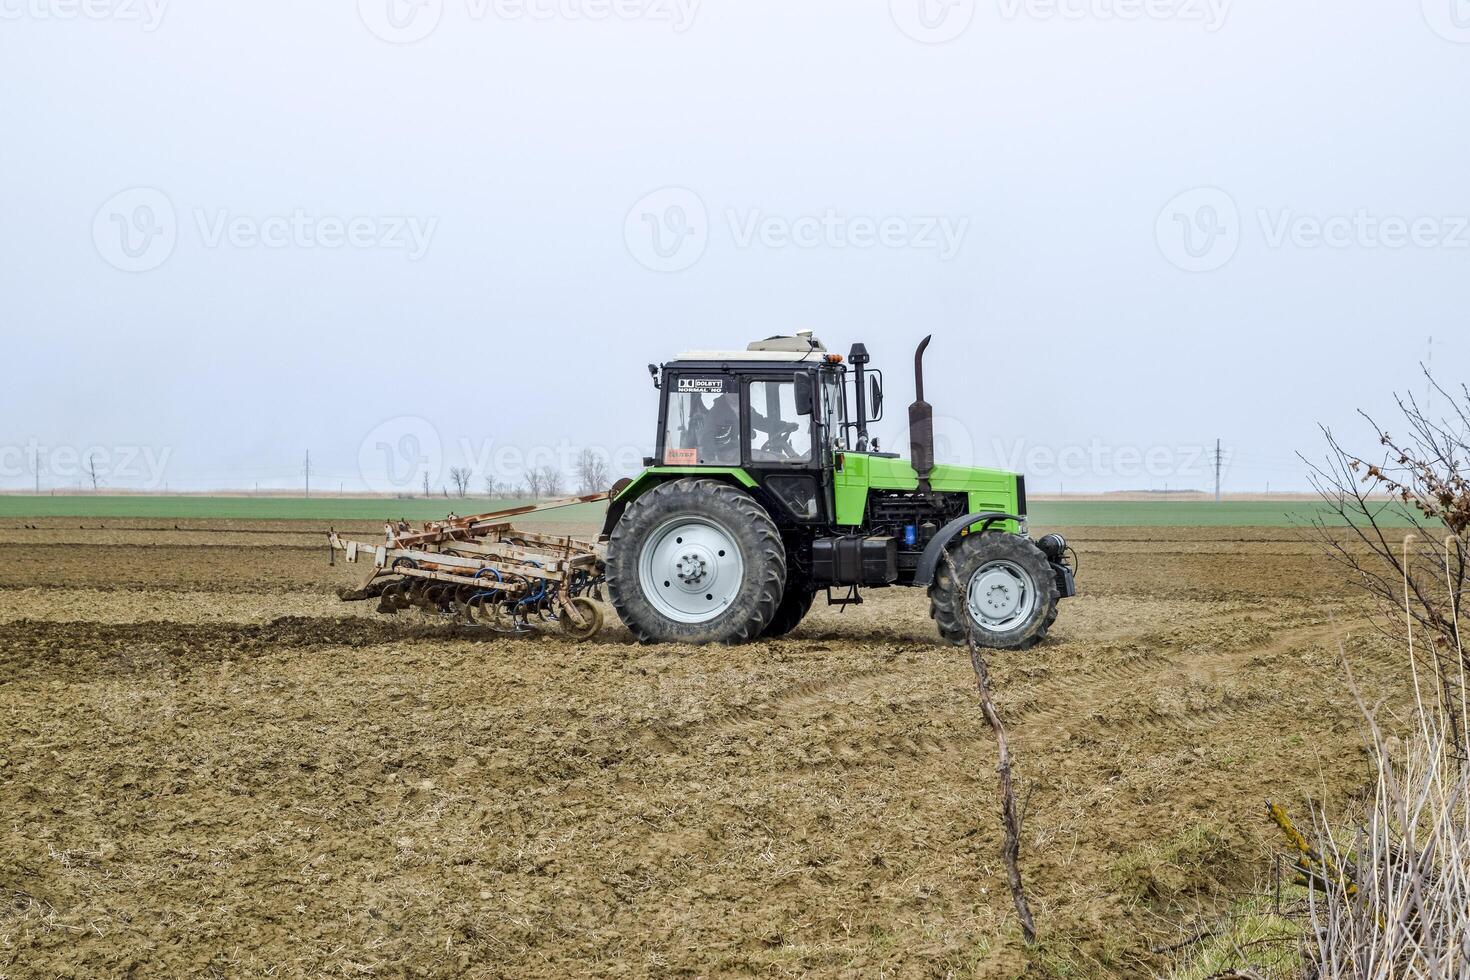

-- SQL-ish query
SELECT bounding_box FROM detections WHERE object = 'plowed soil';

[0,522,1407,978]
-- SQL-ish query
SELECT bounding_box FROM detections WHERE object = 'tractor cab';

[650,332,858,524]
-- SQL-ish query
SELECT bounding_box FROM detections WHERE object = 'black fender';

[913,512,1025,588]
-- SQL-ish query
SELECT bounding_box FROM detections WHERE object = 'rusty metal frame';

[328,492,611,637]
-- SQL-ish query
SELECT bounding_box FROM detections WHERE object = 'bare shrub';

[537,465,564,498]
[448,466,472,498]
[1304,372,1470,744]
[1267,584,1470,977]
[574,449,610,495]
[1291,660,1469,974]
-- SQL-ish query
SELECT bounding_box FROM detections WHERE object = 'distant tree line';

[434,449,614,500]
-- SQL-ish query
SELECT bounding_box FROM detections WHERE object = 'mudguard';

[913,512,1025,588]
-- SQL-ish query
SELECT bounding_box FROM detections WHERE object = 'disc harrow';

[329,492,611,639]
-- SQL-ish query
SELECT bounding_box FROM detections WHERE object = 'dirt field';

[0,520,1407,978]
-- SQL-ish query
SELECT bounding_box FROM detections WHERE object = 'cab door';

[742,373,829,524]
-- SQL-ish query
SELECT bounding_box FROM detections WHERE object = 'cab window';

[747,381,813,464]
[663,378,741,466]
[823,375,847,451]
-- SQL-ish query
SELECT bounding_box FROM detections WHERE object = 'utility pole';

[303,450,312,498]
[1214,439,1222,503]
[87,453,99,493]
[32,446,40,495]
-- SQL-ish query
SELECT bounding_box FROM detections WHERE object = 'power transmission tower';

[303,450,313,498]
[32,446,40,495]
[1214,439,1222,503]
[87,453,99,493]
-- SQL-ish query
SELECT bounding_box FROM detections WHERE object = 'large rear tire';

[929,532,1059,650]
[761,583,817,638]
[607,478,787,645]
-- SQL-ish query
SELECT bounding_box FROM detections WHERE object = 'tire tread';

[607,479,786,645]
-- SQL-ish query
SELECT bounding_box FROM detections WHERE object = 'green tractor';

[602,333,1076,648]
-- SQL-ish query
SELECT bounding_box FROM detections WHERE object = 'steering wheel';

[761,427,803,461]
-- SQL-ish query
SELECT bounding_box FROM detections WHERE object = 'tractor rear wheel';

[607,478,787,645]
[930,532,1059,650]
[761,583,817,638]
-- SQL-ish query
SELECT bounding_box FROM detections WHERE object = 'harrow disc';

[559,597,604,641]
[379,580,412,612]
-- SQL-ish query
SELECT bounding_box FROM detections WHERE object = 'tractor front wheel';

[929,532,1059,650]
[607,478,787,645]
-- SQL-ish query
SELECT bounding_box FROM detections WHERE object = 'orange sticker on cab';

[664,448,698,465]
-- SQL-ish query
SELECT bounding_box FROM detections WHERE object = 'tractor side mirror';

[793,372,815,416]
[868,373,884,421]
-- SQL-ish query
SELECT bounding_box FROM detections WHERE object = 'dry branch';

[948,551,1037,945]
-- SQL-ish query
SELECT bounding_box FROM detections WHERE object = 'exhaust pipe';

[909,335,935,491]
[849,343,871,451]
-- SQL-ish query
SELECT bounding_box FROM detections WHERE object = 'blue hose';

[470,567,503,602]
[517,562,546,606]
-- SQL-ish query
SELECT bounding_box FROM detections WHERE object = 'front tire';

[929,532,1059,650]
[607,479,787,645]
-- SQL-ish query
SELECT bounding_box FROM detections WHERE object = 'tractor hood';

[833,452,1025,528]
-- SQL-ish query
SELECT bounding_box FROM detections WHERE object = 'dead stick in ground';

[950,552,1038,944]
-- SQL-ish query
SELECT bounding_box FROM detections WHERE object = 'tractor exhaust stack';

[849,342,871,451]
[909,335,935,491]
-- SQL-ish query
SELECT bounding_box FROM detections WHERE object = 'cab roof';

[674,331,829,363]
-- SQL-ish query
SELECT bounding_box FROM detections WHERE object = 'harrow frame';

[329,492,611,638]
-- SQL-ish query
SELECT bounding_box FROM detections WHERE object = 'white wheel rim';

[638,518,745,625]
[966,559,1037,633]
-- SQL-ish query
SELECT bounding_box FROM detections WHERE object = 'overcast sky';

[2,0,1467,494]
